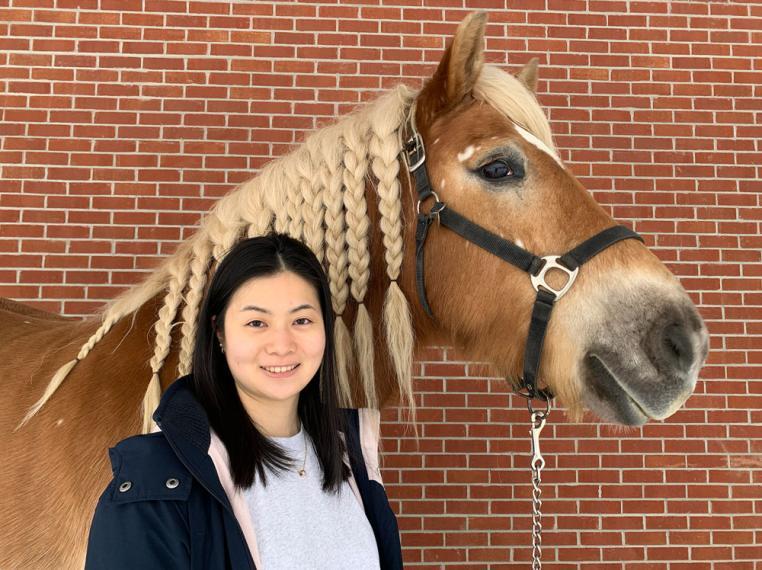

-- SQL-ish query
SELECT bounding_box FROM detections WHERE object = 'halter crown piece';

[402,103,644,402]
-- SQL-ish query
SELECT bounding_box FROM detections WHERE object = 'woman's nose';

[265,327,296,354]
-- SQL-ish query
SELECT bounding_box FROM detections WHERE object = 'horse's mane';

[21,64,555,432]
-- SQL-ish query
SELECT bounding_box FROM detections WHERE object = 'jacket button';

[119,481,132,492]
[165,478,180,489]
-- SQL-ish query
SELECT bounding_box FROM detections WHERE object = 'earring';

[219,343,225,354]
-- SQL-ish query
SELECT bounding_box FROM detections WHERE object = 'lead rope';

[528,399,550,569]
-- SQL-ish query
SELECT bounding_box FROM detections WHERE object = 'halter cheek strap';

[405,116,644,401]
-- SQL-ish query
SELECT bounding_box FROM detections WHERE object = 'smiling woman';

[215,272,326,439]
[84,234,403,570]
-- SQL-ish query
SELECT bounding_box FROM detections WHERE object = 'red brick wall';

[1,1,760,567]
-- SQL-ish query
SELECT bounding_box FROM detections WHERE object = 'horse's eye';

[480,160,513,180]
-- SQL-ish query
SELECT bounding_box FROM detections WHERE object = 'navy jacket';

[85,376,403,569]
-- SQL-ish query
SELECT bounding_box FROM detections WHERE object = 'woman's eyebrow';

[240,304,317,314]
[289,304,318,313]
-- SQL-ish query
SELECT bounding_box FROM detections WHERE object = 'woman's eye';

[480,160,514,180]
[246,320,266,328]
[294,317,312,325]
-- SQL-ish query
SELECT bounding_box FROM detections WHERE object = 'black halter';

[404,116,644,402]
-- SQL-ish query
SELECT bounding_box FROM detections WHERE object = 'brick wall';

[1,1,760,567]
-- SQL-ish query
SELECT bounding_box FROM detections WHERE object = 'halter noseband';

[403,108,644,402]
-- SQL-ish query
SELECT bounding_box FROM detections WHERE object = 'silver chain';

[529,405,549,569]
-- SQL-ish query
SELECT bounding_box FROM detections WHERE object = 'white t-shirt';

[243,427,381,570]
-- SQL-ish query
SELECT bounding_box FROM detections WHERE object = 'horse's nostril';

[663,326,681,357]
[660,322,694,372]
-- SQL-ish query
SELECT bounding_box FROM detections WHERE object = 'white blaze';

[514,124,564,168]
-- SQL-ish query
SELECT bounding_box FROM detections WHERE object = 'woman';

[85,234,402,569]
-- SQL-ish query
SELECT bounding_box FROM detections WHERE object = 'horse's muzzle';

[580,299,709,426]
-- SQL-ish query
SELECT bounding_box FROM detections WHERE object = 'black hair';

[191,233,349,491]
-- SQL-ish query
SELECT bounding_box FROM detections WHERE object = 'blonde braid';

[320,135,353,407]
[238,179,273,238]
[284,161,305,241]
[297,147,325,263]
[370,94,415,412]
[342,126,372,305]
[177,235,213,376]
[143,253,191,433]
[342,123,377,408]
[208,193,246,262]
[260,166,290,235]
[370,119,404,281]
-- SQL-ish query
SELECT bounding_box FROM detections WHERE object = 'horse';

[0,13,708,569]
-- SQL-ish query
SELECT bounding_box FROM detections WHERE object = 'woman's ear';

[212,315,224,346]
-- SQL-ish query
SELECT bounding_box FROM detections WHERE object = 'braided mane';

[22,65,555,432]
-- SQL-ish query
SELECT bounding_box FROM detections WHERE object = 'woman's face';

[218,270,326,415]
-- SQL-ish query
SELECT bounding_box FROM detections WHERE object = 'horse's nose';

[646,313,707,377]
[661,322,694,372]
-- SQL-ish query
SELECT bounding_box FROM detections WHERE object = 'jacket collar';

[152,375,233,512]
[153,375,209,449]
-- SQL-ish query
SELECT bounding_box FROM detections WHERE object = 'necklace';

[273,424,307,477]
[297,427,307,478]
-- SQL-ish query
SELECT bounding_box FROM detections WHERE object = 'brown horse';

[1,13,708,569]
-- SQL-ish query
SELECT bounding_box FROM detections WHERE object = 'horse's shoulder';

[106,433,193,504]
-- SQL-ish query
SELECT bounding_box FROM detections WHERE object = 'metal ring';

[527,395,551,418]
[416,191,441,215]
[165,478,180,489]
[118,481,132,493]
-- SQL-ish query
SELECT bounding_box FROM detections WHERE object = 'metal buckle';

[405,132,426,172]
[530,255,579,300]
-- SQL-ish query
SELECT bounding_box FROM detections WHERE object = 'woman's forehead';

[228,271,320,313]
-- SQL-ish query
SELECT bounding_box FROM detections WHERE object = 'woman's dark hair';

[192,233,348,491]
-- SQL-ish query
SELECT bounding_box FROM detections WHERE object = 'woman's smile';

[260,363,301,378]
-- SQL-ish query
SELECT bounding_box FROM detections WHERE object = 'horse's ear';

[517,57,540,93]
[416,12,487,127]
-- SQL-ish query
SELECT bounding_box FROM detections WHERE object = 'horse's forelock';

[473,64,556,154]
